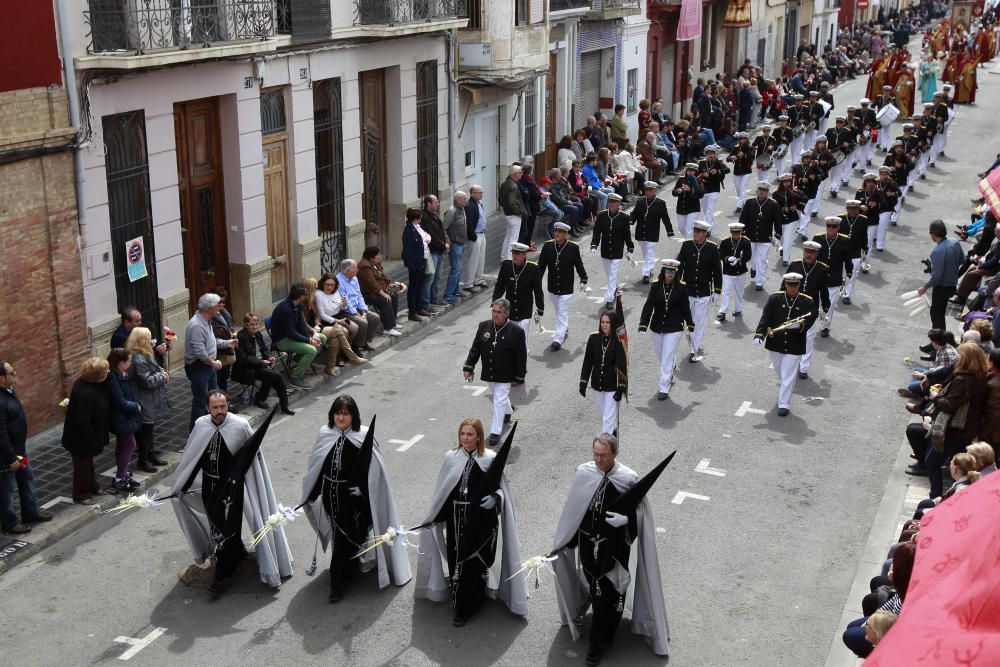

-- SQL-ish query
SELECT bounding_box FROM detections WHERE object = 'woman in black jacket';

[638,260,695,400]
[579,311,627,436]
[107,348,142,494]
[61,357,111,506]
[232,313,296,416]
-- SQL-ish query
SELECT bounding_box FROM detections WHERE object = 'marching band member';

[629,181,674,283]
[493,243,544,354]
[671,163,704,239]
[812,217,853,338]
[931,89,950,160]
[840,199,870,305]
[751,125,778,184]
[753,272,817,417]
[740,182,782,290]
[856,173,887,255]
[580,311,628,434]
[805,90,824,151]
[717,222,752,322]
[788,94,807,158]
[727,133,755,211]
[877,165,901,231]
[463,298,527,446]
[813,136,834,202]
[773,115,794,175]
[819,81,835,134]
[697,146,729,232]
[872,85,895,153]
[794,151,823,238]
[896,123,920,192]
[885,141,914,206]
[590,193,634,310]
[787,242,831,379]
[538,222,588,351]
[677,220,722,361]
[639,259,694,400]
[826,116,855,198]
[773,174,804,266]
[858,98,879,168]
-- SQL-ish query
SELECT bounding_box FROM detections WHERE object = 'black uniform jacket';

[786,259,832,312]
[811,233,854,286]
[719,236,752,276]
[638,279,694,334]
[629,196,673,241]
[580,333,628,393]
[464,319,527,384]
[676,240,723,297]
[493,260,544,320]
[755,291,817,355]
[739,196,782,243]
[537,239,587,295]
[591,210,634,260]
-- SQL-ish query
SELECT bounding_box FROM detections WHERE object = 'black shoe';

[208,581,226,596]
[24,510,53,523]
[549,341,562,351]
[137,461,157,474]
[733,311,741,317]
[254,398,270,410]
[585,647,602,666]
[605,302,613,310]
[503,413,511,424]
[657,392,669,401]
[642,275,650,284]
[782,260,789,267]
[3,523,31,534]
[689,353,699,363]
[716,313,726,323]
[754,284,763,291]
[750,268,757,279]
[329,587,343,603]
[452,615,467,627]
[820,328,830,338]
[842,296,851,305]
[281,407,296,416]
[905,465,928,476]
[798,371,809,379]
[829,191,838,198]
[919,343,933,353]
[488,434,500,447]
[777,407,790,417]
[919,353,935,362]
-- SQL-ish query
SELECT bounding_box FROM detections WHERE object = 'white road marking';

[695,458,726,477]
[40,496,73,510]
[734,401,767,417]
[587,296,605,304]
[671,491,711,505]
[113,627,166,660]
[389,434,425,453]
[462,385,488,397]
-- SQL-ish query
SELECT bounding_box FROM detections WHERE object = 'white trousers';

[638,241,657,277]
[702,192,721,231]
[798,204,815,237]
[689,295,711,351]
[592,390,618,434]
[791,135,804,159]
[878,123,892,151]
[876,211,891,250]
[487,382,513,435]
[845,257,861,299]
[775,156,787,176]
[514,318,531,355]
[866,225,877,256]
[734,175,751,208]
[768,350,801,409]
[816,176,830,199]
[819,117,828,134]
[825,286,841,328]
[652,331,683,393]
[548,292,572,344]
[805,128,817,150]
[781,222,796,262]
[462,234,487,286]
[603,258,622,304]
[931,131,945,162]
[720,274,746,314]
[676,213,696,239]
[502,215,522,261]
[751,242,770,287]
[800,319,820,373]
[865,141,876,165]
[916,151,929,177]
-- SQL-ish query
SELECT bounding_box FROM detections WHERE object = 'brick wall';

[0,87,90,436]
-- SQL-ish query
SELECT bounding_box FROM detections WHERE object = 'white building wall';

[622,6,651,142]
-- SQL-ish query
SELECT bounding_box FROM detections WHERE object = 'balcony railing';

[550,0,590,10]
[85,0,276,55]
[355,0,466,25]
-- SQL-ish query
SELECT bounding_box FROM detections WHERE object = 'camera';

[921,257,932,274]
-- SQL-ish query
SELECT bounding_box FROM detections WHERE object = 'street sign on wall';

[857,0,869,9]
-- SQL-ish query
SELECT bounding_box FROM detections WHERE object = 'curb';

[0,286,497,576]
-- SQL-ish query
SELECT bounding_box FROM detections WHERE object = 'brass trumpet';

[766,313,811,337]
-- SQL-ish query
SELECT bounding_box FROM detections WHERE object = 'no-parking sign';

[126,236,148,283]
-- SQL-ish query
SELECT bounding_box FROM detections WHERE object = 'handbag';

[930,410,949,452]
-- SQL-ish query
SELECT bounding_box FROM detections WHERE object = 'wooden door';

[263,137,291,302]
[174,98,228,311]
[360,70,389,248]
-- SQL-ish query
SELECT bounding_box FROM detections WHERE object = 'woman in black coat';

[107,348,142,494]
[61,357,112,506]
[579,310,628,436]
[232,313,295,415]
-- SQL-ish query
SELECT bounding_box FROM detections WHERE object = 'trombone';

[766,313,811,338]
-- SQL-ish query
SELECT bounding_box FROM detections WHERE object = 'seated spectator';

[557,135,576,169]
[546,168,586,236]
[969,318,995,353]
[106,348,142,494]
[615,143,647,195]
[61,357,111,506]
[569,160,596,222]
[314,273,360,340]
[125,327,168,472]
[571,128,592,160]
[271,284,327,390]
[582,152,614,210]
[898,328,957,399]
[358,246,406,334]
[843,543,911,658]
[951,223,1000,306]
[864,610,898,649]
[337,260,382,351]
[635,134,663,185]
[232,313,295,415]
[210,287,237,393]
[966,441,997,475]
[303,276,366,374]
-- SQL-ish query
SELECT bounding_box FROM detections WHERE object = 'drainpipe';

[53,0,89,238]
[446,29,458,190]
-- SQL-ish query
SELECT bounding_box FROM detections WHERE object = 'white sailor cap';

[737,131,750,139]
[692,220,712,232]
[607,193,623,202]
[878,165,892,173]
[510,242,530,253]
[860,98,871,104]
[778,172,793,181]
[820,81,830,88]
[923,102,934,108]
[660,259,681,270]
[756,181,771,190]
[883,84,892,90]
[902,123,913,129]
[892,140,904,147]
[643,180,659,189]
[835,115,847,121]
[824,215,842,224]
[553,221,572,232]
[685,162,699,170]
[808,90,820,95]
[815,135,828,143]
[863,172,878,180]
[783,272,804,283]
[793,93,805,99]
[846,105,857,111]
[728,222,746,231]
[803,241,822,251]
[846,199,861,207]
[761,124,773,131]
[943,83,953,89]
[705,144,720,152]
[801,150,814,158]
[778,114,790,121]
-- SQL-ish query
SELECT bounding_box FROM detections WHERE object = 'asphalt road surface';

[1,67,995,666]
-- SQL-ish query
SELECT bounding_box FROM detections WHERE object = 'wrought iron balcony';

[85,0,276,55]
[355,0,466,25]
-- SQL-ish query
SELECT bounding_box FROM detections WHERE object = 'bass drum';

[773,143,789,159]
[876,103,900,128]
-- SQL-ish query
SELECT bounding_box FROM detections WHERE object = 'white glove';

[604,512,628,528]
[625,251,633,260]
[580,282,591,293]
[591,248,598,255]
[789,323,802,331]
[479,494,498,510]
[638,329,648,336]
[753,337,763,346]
[349,486,362,497]
[728,256,739,265]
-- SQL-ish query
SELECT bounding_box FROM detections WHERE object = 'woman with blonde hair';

[61,357,111,505]
[302,276,367,376]
[863,610,898,647]
[126,327,169,472]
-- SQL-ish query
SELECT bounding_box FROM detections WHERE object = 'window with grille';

[463,0,481,29]
[416,60,439,197]
[523,83,538,156]
[627,68,638,113]
[701,6,717,69]
[102,111,160,337]
[260,89,286,135]
[313,78,346,274]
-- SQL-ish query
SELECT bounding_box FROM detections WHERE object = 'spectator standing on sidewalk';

[917,219,964,329]
[271,284,327,390]
[421,195,450,307]
[110,306,167,358]
[499,165,526,261]
[0,360,52,534]
[125,327,169,473]
[210,287,238,393]
[443,191,469,304]
[61,357,111,507]
[461,185,489,292]
[106,348,142,494]
[184,293,229,430]
[402,208,431,320]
